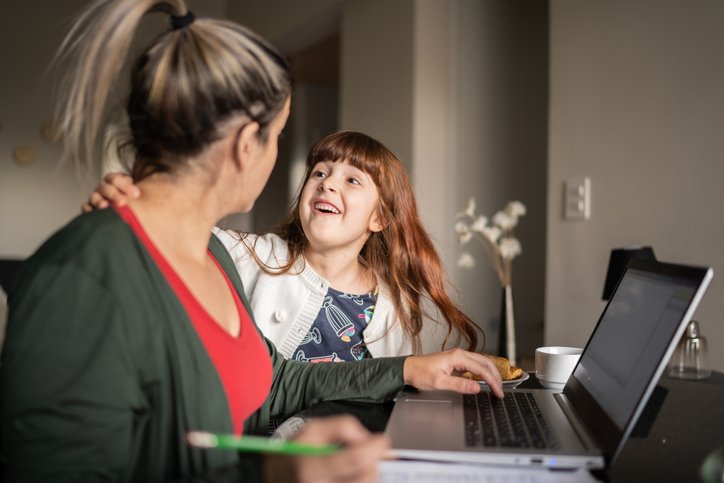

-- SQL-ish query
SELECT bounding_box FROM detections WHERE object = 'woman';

[0,1,502,481]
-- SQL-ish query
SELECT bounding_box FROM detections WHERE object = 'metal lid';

[687,320,701,338]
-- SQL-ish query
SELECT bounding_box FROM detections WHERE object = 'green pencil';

[186,431,340,456]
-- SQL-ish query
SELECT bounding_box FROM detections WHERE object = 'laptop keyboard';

[463,392,559,449]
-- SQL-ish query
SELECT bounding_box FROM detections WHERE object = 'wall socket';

[564,177,591,220]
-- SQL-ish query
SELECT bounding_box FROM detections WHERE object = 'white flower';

[499,237,522,260]
[456,252,476,269]
[462,197,476,218]
[481,225,502,244]
[470,215,488,233]
[506,201,526,218]
[492,211,516,231]
[454,197,525,285]
[454,221,472,244]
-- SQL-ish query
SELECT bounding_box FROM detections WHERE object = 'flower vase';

[498,285,517,366]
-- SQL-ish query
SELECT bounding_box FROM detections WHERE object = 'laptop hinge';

[554,392,601,452]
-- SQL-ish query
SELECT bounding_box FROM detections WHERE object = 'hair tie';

[170,11,195,30]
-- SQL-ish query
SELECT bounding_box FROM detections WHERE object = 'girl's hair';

[268,130,482,353]
[55,0,291,179]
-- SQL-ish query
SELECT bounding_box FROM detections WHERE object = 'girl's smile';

[313,199,341,215]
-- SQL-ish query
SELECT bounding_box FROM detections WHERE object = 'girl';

[90,131,485,363]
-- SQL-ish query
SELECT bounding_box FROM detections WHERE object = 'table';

[294,371,724,482]
[604,371,724,482]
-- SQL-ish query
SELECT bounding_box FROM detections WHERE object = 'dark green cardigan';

[0,209,406,482]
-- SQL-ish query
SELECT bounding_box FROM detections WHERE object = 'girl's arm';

[251,335,503,433]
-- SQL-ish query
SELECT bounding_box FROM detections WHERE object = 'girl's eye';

[312,170,327,179]
[348,177,361,185]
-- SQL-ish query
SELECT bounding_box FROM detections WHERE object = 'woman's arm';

[0,262,145,480]
[265,416,391,483]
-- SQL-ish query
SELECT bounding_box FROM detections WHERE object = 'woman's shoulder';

[15,210,139,292]
[36,210,132,261]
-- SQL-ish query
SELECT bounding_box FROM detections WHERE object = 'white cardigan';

[213,229,416,358]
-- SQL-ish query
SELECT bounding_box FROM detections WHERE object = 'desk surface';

[297,371,724,482]
[606,372,724,482]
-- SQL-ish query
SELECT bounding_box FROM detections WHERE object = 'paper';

[378,460,599,483]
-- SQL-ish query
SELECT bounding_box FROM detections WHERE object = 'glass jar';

[668,320,711,380]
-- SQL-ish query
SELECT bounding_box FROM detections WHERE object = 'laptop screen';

[564,259,711,461]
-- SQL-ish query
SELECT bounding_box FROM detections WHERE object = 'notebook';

[385,259,713,469]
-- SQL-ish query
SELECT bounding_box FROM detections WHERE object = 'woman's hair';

[257,130,482,353]
[54,0,291,179]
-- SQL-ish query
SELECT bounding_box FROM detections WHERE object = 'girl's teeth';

[315,202,339,214]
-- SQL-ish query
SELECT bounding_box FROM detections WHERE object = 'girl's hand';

[264,415,389,483]
[403,349,504,398]
[81,172,139,212]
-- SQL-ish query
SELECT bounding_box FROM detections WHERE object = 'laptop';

[385,259,713,469]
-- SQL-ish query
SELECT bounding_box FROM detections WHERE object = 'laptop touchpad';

[388,397,461,449]
[402,399,453,420]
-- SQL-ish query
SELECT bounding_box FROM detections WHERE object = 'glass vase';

[498,284,517,366]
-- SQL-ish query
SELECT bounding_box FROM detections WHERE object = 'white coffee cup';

[535,346,583,391]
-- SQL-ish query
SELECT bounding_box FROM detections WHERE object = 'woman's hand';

[403,349,504,398]
[264,415,389,483]
[81,172,139,212]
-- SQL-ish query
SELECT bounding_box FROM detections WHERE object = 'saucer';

[477,371,529,389]
[535,375,565,392]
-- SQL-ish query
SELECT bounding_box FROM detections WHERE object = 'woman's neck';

[303,247,376,294]
[126,174,223,264]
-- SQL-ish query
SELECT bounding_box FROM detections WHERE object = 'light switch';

[564,177,591,220]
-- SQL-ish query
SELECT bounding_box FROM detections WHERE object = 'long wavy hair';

[247,131,483,353]
[54,0,291,180]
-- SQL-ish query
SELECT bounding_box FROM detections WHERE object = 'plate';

[477,371,529,389]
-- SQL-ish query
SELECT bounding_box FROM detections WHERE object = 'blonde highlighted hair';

[248,131,483,354]
[55,0,291,179]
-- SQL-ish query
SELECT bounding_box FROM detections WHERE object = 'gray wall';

[340,0,415,169]
[0,0,230,259]
[9,0,716,371]
[450,1,548,358]
[0,0,94,258]
[548,0,724,370]
[234,0,549,357]
[228,0,341,54]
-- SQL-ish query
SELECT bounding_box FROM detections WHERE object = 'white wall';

[548,0,724,370]
[0,0,229,259]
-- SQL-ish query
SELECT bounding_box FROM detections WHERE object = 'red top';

[115,205,272,434]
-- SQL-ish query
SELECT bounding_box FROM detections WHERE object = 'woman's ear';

[233,121,261,170]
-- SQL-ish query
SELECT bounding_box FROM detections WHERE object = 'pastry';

[462,354,523,381]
